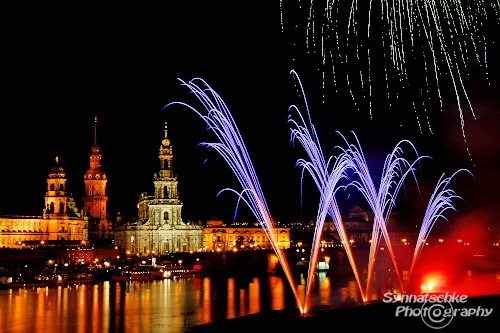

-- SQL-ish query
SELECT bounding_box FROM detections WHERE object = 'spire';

[161,122,171,148]
[94,116,98,146]
[88,117,103,169]
[158,121,173,177]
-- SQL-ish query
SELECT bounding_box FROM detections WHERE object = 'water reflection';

[0,274,360,333]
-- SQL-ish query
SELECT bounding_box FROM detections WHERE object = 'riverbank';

[186,294,500,332]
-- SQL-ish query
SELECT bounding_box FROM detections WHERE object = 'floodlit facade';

[114,123,204,255]
[203,219,291,251]
[0,158,85,248]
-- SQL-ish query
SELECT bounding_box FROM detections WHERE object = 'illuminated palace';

[203,218,291,251]
[0,118,114,248]
[0,157,86,248]
[114,123,204,254]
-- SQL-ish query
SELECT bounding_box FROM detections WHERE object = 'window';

[164,211,169,220]
[50,184,55,191]
[60,184,64,190]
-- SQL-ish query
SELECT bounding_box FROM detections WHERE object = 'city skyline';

[2,3,499,232]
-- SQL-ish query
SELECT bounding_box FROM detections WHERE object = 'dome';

[48,157,65,178]
[51,165,64,173]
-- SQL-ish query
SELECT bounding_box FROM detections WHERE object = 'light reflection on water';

[0,274,360,333]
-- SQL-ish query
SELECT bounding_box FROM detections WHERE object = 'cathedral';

[114,123,204,254]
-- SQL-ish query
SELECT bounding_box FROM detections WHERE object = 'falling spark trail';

[281,1,500,156]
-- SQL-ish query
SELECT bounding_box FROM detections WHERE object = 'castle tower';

[44,157,69,216]
[83,117,109,239]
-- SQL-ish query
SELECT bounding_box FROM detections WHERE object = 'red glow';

[407,210,500,296]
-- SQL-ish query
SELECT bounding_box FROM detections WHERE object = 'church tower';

[115,122,203,254]
[44,157,69,216]
[83,117,110,239]
[137,122,183,225]
[154,122,179,201]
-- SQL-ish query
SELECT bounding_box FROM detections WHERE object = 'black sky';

[1,2,499,230]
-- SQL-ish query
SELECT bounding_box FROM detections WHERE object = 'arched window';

[59,202,64,213]
[164,211,169,220]
[163,186,169,198]
[50,184,55,191]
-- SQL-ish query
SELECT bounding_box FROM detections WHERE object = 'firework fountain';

[288,95,354,310]
[166,75,470,314]
[288,70,428,303]
[337,131,427,300]
[288,70,471,307]
[408,169,473,285]
[165,77,306,312]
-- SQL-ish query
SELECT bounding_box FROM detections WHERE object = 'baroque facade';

[0,158,86,248]
[114,123,204,255]
[203,219,291,251]
[323,205,402,245]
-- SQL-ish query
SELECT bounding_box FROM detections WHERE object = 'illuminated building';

[323,205,406,245]
[83,117,111,240]
[114,123,203,254]
[0,158,86,248]
[203,218,291,251]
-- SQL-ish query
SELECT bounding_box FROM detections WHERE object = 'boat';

[68,273,94,284]
[111,269,155,281]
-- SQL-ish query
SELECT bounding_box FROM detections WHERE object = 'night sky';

[2,2,499,235]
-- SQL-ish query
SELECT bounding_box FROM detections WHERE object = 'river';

[0,273,361,333]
